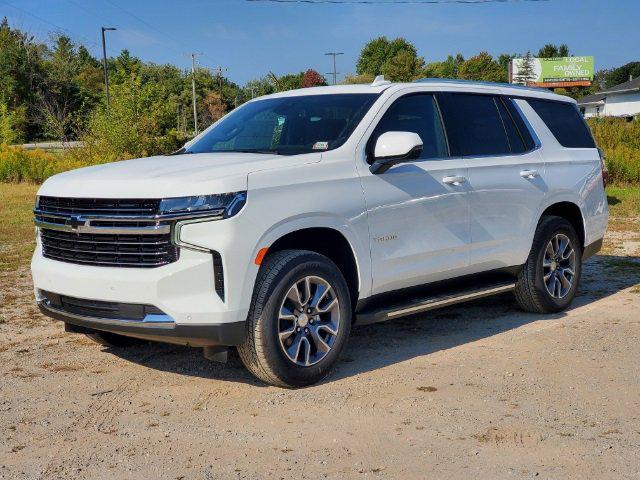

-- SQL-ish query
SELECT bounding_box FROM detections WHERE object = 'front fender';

[239,213,371,312]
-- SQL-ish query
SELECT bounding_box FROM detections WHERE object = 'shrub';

[587,118,640,185]
[0,145,87,183]
[77,78,184,164]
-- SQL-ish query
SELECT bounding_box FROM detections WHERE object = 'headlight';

[159,191,247,219]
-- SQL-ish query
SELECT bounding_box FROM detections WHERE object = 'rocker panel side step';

[355,282,516,325]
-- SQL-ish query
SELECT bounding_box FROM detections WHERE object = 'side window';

[527,99,596,148]
[370,94,449,162]
[503,98,536,151]
[495,97,526,154]
[437,93,511,157]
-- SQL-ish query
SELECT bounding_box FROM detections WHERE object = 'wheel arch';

[539,201,586,249]
[264,227,361,311]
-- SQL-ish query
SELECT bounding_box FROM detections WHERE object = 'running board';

[355,282,516,325]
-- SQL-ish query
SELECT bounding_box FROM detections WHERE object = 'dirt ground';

[1,215,639,479]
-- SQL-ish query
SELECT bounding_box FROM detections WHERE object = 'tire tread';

[238,250,315,387]
[514,215,580,314]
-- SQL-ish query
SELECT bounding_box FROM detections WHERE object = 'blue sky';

[2,0,639,84]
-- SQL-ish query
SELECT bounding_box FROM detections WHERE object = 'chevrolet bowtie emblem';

[65,216,86,231]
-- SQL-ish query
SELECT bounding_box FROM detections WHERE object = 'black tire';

[85,331,147,348]
[238,250,352,388]
[514,216,582,313]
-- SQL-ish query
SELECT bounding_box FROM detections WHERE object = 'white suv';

[32,77,608,387]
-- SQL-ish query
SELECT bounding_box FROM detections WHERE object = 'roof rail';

[413,77,546,92]
[371,75,391,87]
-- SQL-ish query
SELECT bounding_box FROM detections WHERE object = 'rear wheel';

[238,250,352,388]
[515,216,582,313]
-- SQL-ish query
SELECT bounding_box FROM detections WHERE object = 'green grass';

[606,185,640,218]
[0,183,38,271]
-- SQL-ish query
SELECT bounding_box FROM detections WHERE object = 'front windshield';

[185,93,379,156]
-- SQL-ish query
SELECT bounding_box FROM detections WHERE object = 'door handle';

[442,175,467,185]
[520,169,539,179]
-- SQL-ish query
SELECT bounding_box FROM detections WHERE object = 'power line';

[65,0,164,53]
[0,0,99,49]
[247,0,549,4]
[102,0,199,58]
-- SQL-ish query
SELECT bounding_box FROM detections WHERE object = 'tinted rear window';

[437,93,511,157]
[503,98,536,151]
[495,97,526,154]
[527,99,595,148]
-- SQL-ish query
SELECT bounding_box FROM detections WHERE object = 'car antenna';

[371,75,391,87]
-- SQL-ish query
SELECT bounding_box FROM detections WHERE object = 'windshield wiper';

[226,149,280,155]
[168,147,194,155]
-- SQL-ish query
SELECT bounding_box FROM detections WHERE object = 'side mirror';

[369,131,423,174]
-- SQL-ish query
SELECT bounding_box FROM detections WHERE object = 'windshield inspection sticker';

[313,141,329,150]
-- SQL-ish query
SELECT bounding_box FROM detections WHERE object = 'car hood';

[38,152,310,198]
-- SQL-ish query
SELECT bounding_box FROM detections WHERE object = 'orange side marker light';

[254,247,269,265]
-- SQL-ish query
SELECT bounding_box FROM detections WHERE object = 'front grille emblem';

[65,216,86,231]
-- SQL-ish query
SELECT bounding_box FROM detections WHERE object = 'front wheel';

[514,216,582,313]
[238,250,352,388]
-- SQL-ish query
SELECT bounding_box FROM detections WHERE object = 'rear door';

[357,92,470,295]
[436,92,545,271]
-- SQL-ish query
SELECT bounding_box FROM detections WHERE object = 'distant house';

[578,76,640,119]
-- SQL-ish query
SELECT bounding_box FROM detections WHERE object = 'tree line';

[349,36,639,96]
[1,18,638,150]
[0,18,326,147]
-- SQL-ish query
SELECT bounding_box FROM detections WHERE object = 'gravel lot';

[1,204,639,479]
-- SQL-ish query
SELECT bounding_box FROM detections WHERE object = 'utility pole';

[324,52,344,85]
[190,52,200,135]
[211,66,228,96]
[101,27,116,111]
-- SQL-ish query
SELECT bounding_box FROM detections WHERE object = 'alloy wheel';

[543,233,576,299]
[278,275,341,367]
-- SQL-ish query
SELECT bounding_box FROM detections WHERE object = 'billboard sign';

[510,56,594,87]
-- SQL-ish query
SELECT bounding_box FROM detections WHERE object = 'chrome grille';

[40,229,178,268]
[35,196,178,268]
[37,196,160,216]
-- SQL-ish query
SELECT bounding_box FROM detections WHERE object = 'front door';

[357,93,471,296]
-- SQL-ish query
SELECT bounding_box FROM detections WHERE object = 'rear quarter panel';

[516,99,608,249]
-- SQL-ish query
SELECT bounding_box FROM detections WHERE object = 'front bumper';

[32,243,249,346]
[38,300,244,347]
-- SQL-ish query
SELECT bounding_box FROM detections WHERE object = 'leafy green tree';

[356,37,392,76]
[267,71,303,92]
[79,75,182,162]
[458,52,506,83]
[0,18,46,140]
[356,37,424,80]
[421,54,465,79]
[0,100,24,144]
[35,35,93,140]
[498,53,515,74]
[537,43,570,58]
[382,49,425,82]
[243,77,275,98]
[603,62,640,88]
